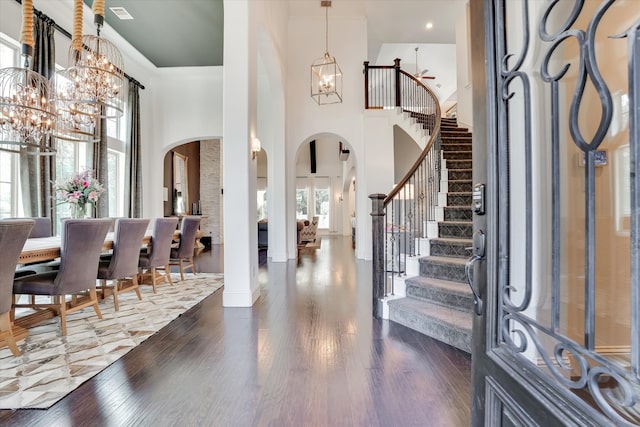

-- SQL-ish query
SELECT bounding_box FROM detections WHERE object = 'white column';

[222,0,259,306]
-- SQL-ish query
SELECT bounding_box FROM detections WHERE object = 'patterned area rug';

[0,273,223,410]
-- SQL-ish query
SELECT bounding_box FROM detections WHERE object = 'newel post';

[370,193,386,318]
[393,58,401,108]
[363,61,370,110]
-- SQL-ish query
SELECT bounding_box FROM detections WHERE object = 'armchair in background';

[299,216,319,243]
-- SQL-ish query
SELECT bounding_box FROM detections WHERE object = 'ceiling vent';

[109,7,134,20]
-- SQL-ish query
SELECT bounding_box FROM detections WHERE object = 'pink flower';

[82,180,89,188]
[88,191,99,202]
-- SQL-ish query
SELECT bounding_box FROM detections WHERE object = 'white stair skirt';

[427,220,439,238]
[438,192,448,207]
[380,275,406,320]
[405,255,421,277]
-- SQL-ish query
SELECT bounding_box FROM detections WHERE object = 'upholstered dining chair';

[97,218,150,311]
[5,217,53,279]
[0,219,34,356]
[13,218,112,336]
[138,217,179,293]
[169,216,201,281]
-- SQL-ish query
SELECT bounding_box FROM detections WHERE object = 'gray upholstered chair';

[0,219,34,356]
[4,217,52,238]
[169,216,200,281]
[13,218,112,336]
[97,218,150,311]
[138,217,179,293]
[5,217,53,279]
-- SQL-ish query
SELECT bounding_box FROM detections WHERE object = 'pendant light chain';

[325,6,329,55]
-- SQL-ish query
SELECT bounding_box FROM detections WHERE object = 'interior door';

[471,0,640,425]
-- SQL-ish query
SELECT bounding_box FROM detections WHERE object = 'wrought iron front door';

[472,0,639,425]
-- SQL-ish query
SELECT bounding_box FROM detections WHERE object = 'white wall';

[287,13,380,259]
[375,43,457,108]
[455,1,473,130]
[146,67,224,218]
[394,125,422,183]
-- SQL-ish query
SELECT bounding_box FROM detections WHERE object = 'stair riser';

[441,131,472,137]
[448,181,472,193]
[441,137,472,143]
[419,260,467,282]
[405,283,474,311]
[388,306,472,353]
[448,170,472,181]
[442,152,472,160]
[441,144,472,152]
[447,194,472,207]
[439,222,473,239]
[444,208,473,222]
[445,160,472,170]
[429,241,473,258]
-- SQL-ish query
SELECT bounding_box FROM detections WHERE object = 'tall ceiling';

[83,0,465,68]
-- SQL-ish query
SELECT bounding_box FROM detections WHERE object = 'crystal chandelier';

[310,0,342,105]
[52,0,125,140]
[0,0,56,155]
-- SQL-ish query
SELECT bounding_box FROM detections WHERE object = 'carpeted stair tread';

[404,276,474,311]
[388,298,472,353]
[447,180,472,193]
[444,206,473,221]
[442,151,472,160]
[420,255,467,266]
[429,238,472,258]
[445,160,472,170]
[438,221,473,240]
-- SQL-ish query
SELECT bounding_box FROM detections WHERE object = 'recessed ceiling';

[83,0,224,68]
[81,0,463,69]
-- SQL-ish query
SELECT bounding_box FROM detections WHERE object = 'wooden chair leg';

[166,265,174,285]
[189,257,195,275]
[90,288,102,319]
[0,312,20,356]
[132,274,142,300]
[112,279,120,312]
[58,295,67,336]
[179,259,185,281]
[150,267,158,293]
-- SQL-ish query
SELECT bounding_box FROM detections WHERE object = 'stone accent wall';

[200,139,222,244]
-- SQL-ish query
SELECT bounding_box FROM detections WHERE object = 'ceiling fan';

[414,47,436,80]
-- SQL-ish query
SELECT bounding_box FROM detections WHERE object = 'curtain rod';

[14,0,145,90]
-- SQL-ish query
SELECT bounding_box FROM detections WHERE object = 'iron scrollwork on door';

[495,0,640,424]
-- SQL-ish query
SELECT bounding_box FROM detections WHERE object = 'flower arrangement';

[53,169,105,218]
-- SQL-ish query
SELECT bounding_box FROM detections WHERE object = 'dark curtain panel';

[20,14,55,221]
[93,117,109,218]
[126,82,142,218]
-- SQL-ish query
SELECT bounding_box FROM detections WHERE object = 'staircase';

[388,116,474,353]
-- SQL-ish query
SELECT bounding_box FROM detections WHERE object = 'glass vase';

[70,203,89,219]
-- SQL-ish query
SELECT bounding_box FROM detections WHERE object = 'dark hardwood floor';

[1,237,471,426]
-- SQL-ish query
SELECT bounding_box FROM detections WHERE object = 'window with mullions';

[0,33,21,218]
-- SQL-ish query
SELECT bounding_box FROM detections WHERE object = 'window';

[257,178,267,220]
[314,187,330,228]
[0,33,21,218]
[106,107,127,218]
[296,176,332,229]
[0,32,129,222]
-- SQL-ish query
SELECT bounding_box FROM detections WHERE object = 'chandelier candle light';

[0,0,56,155]
[310,0,342,105]
[52,0,125,135]
[51,0,99,142]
